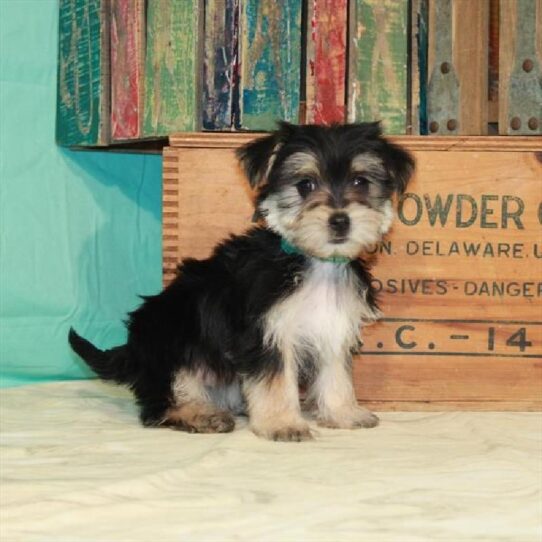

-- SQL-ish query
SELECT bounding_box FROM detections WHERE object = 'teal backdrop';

[0,1,162,386]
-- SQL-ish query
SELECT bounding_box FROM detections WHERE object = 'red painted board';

[111,0,145,140]
[306,0,347,124]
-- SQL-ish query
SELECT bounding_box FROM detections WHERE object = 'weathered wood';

[306,0,347,125]
[488,0,500,124]
[240,0,302,130]
[168,132,542,151]
[427,0,489,135]
[202,0,240,130]
[143,0,203,137]
[499,0,542,135]
[110,0,145,141]
[56,0,110,146]
[409,0,429,134]
[348,0,409,134]
[163,133,542,410]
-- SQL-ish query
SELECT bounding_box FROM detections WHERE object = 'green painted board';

[56,0,110,146]
[348,0,408,134]
[143,0,203,137]
[240,0,302,130]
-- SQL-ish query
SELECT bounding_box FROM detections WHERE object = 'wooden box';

[163,134,542,410]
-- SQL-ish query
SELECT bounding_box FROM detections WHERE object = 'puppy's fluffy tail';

[68,328,133,385]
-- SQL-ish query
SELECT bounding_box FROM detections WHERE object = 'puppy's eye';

[352,175,369,188]
[296,178,316,198]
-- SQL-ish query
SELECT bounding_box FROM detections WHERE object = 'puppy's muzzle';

[328,212,350,242]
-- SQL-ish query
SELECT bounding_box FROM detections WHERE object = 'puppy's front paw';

[253,422,314,442]
[318,406,379,430]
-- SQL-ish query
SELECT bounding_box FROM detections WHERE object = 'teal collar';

[280,238,352,264]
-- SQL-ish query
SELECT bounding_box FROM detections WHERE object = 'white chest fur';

[263,261,378,364]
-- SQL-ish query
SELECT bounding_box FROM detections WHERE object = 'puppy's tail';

[68,328,134,385]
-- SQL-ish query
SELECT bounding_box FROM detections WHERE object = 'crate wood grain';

[427,0,489,135]
[499,0,542,135]
[348,0,409,134]
[143,0,203,137]
[306,0,347,125]
[110,0,145,141]
[163,133,542,411]
[202,0,240,130]
[240,0,302,130]
[56,0,110,146]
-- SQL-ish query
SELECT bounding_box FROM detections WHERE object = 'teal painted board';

[1,1,162,387]
[56,0,110,146]
[410,0,428,134]
[240,0,302,130]
[348,0,409,134]
[143,0,203,137]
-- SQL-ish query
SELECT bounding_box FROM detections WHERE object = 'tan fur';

[243,365,312,442]
[167,369,235,433]
[281,151,320,178]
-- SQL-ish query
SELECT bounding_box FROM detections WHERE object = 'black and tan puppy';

[69,122,414,441]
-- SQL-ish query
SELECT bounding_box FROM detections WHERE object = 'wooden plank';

[488,0,500,124]
[427,0,489,135]
[453,0,489,134]
[168,132,542,151]
[499,0,542,135]
[240,0,302,130]
[143,0,203,137]
[305,0,347,125]
[202,0,240,130]
[162,137,542,409]
[110,0,145,141]
[56,0,110,146]
[348,0,409,134]
[409,0,429,134]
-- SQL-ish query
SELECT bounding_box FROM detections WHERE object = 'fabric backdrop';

[0,0,162,386]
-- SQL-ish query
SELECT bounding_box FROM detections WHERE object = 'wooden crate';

[163,134,542,411]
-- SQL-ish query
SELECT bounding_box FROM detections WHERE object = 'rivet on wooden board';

[429,121,439,133]
[522,59,534,72]
[447,119,457,131]
[510,117,521,130]
[528,117,539,130]
[440,62,451,74]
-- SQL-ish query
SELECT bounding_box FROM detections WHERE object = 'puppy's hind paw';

[163,407,235,434]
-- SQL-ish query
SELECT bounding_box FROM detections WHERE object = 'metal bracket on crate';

[507,0,542,135]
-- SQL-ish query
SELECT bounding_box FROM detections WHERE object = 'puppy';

[69,122,414,441]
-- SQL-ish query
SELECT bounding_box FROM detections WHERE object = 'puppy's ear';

[383,142,415,194]
[236,122,294,188]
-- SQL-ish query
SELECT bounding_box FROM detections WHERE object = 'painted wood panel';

[427,0,489,135]
[348,0,408,134]
[409,0,428,134]
[143,0,203,137]
[56,0,110,146]
[306,0,347,125]
[110,0,145,141]
[499,0,542,135]
[202,0,240,130]
[240,0,302,130]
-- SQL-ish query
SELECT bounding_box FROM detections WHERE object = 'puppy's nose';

[328,212,350,235]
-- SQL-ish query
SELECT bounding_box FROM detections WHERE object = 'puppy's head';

[237,122,414,259]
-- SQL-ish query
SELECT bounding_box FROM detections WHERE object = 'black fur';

[70,123,413,436]
[237,121,414,201]
[69,228,378,426]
